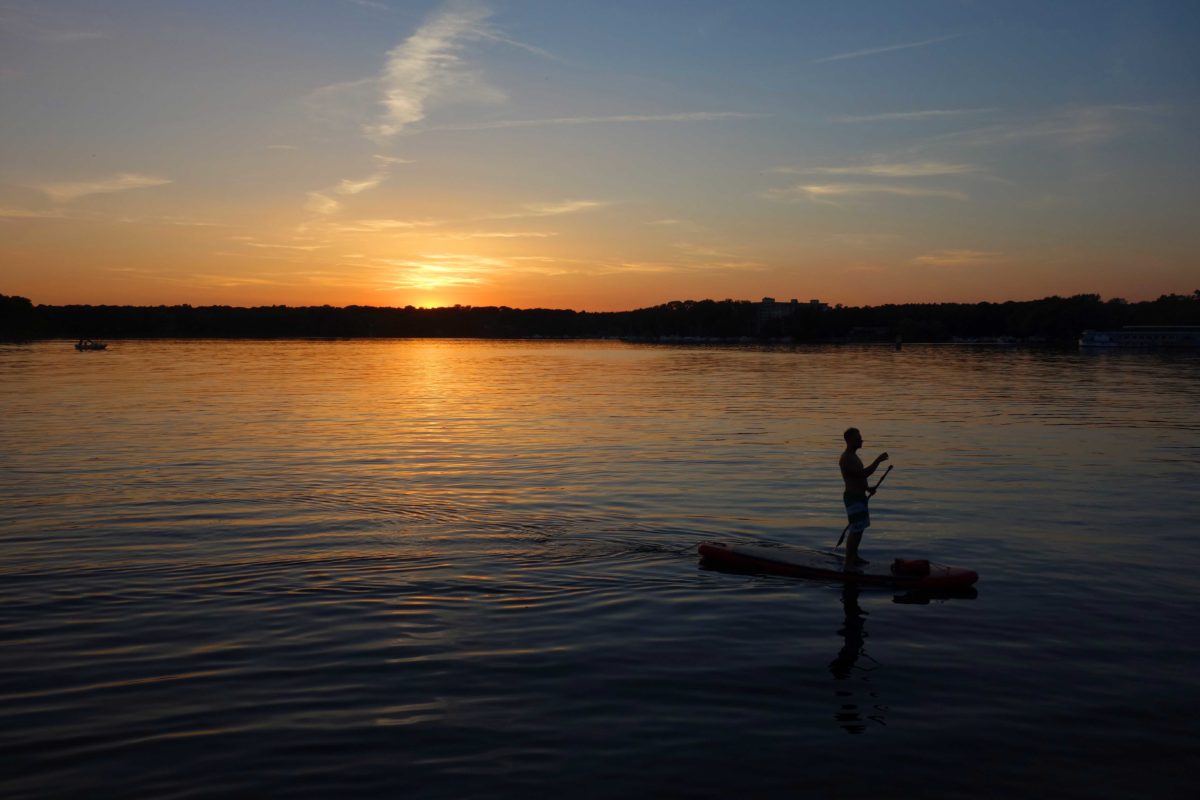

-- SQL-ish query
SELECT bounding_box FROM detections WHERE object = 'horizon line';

[5,291,1194,316]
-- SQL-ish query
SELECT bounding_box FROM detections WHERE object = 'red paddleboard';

[698,541,978,589]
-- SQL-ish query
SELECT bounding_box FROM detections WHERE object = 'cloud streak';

[325,217,442,233]
[813,34,960,64]
[485,199,610,219]
[305,192,341,215]
[233,238,326,252]
[832,108,992,124]
[344,0,391,11]
[774,161,979,178]
[444,230,557,239]
[303,154,410,216]
[0,206,67,220]
[767,183,967,203]
[930,104,1158,149]
[522,200,608,216]
[427,111,762,131]
[0,5,110,42]
[34,173,171,203]
[913,249,1003,267]
[335,175,386,195]
[367,2,501,141]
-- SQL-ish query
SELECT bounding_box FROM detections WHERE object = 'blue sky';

[2,0,1197,309]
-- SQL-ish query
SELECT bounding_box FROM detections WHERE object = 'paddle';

[835,465,892,548]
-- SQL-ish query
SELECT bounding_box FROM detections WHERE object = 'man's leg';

[844,528,863,570]
[844,524,870,570]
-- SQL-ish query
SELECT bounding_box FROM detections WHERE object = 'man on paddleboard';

[839,428,888,571]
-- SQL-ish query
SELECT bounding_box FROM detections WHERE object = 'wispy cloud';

[813,34,960,64]
[475,28,565,63]
[766,183,967,203]
[303,77,378,127]
[325,217,442,233]
[33,173,171,203]
[345,0,391,11]
[608,261,681,275]
[0,5,111,42]
[832,108,992,124]
[116,214,222,227]
[486,199,610,219]
[646,218,703,232]
[230,236,326,252]
[605,257,764,276]
[524,199,608,216]
[303,155,410,215]
[663,238,764,272]
[191,271,297,287]
[374,154,414,167]
[334,174,386,195]
[427,111,762,132]
[305,192,341,215]
[307,2,561,140]
[672,241,736,259]
[828,232,900,248]
[0,206,66,220]
[931,104,1158,149]
[367,2,502,141]
[443,230,557,239]
[774,161,979,178]
[912,249,1002,267]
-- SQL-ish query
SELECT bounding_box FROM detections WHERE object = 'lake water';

[2,339,1198,799]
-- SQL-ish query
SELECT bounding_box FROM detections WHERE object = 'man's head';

[843,427,862,449]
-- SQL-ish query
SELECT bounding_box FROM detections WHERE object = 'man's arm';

[863,452,888,478]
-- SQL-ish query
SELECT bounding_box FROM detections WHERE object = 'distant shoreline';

[3,292,1198,344]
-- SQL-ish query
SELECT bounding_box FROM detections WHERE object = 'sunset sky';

[2,0,1197,310]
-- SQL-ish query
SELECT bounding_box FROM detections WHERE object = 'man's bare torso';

[840,449,868,493]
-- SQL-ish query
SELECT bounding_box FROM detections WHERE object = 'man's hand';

[875,452,889,466]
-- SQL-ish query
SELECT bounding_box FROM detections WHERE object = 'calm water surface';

[2,340,1198,798]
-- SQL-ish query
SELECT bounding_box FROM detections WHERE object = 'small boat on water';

[1080,325,1200,349]
[74,339,108,351]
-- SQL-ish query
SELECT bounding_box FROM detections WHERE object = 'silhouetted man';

[839,428,887,571]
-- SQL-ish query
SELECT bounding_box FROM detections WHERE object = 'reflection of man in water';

[839,427,888,571]
[830,583,884,734]
[830,584,866,681]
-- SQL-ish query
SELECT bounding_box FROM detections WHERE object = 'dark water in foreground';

[2,340,1198,799]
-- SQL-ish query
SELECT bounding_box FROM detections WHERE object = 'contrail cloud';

[813,34,961,64]
[426,111,762,132]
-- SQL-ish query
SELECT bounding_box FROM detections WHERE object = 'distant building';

[755,297,828,335]
[757,297,796,322]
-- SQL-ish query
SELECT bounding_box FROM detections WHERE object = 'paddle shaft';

[835,465,892,547]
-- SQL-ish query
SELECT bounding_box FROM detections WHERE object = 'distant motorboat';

[1079,325,1200,349]
[74,339,108,351]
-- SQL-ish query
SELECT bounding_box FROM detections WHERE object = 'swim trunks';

[843,490,870,534]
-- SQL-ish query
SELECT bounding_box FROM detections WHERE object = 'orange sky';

[2,2,1197,310]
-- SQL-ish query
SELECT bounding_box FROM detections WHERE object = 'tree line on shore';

[2,291,1198,343]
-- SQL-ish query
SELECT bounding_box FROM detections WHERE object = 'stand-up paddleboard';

[698,541,978,589]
